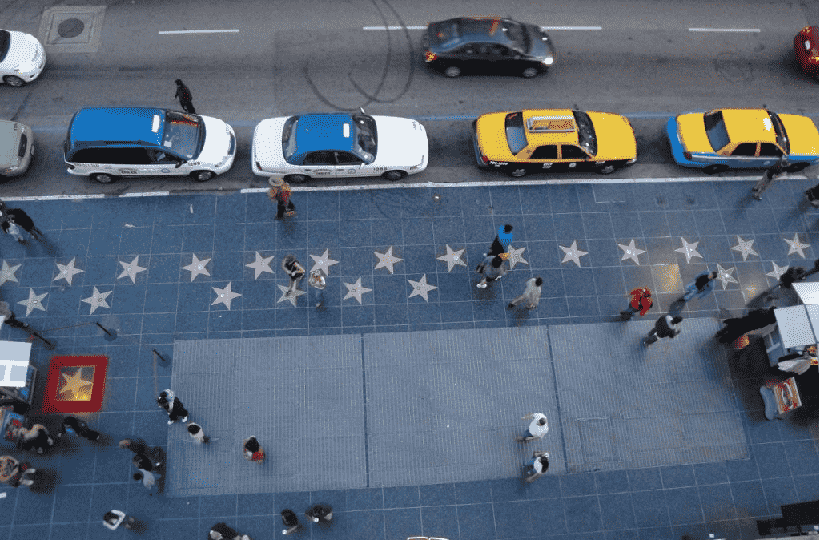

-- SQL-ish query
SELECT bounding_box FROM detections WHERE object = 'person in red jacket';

[621,287,653,320]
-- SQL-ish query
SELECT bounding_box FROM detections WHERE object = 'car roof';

[717,109,777,144]
[429,17,517,49]
[294,113,356,154]
[67,107,165,148]
[519,109,580,146]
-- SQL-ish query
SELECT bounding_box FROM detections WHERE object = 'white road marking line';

[363,26,426,30]
[158,29,240,35]
[688,27,760,33]
[540,26,602,31]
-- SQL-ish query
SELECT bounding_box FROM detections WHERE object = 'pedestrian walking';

[281,255,305,292]
[488,224,514,256]
[13,424,55,454]
[59,416,100,441]
[174,79,195,114]
[281,509,301,535]
[305,504,333,523]
[644,315,683,346]
[119,438,150,456]
[268,179,296,219]
[242,436,265,462]
[187,421,208,443]
[476,253,507,289]
[523,451,550,483]
[0,202,42,242]
[508,276,543,309]
[132,452,158,473]
[209,522,251,540]
[515,412,549,442]
[132,470,160,491]
[681,271,717,302]
[805,183,819,207]
[752,159,785,200]
[102,510,136,531]
[308,269,326,309]
[621,287,652,320]
[157,389,188,425]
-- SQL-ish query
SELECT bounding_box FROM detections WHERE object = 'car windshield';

[282,116,299,163]
[501,20,530,53]
[429,21,460,48]
[573,111,597,156]
[703,110,730,152]
[161,111,202,159]
[505,112,527,154]
[0,31,9,63]
[352,113,377,162]
[767,111,790,155]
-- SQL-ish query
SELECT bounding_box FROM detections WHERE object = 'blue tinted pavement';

[1,177,819,540]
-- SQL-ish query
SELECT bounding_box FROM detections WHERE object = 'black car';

[423,17,555,78]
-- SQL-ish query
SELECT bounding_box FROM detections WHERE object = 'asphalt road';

[1,0,819,197]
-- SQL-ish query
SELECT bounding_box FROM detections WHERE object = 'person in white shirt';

[508,277,543,310]
[515,413,549,442]
[523,451,550,483]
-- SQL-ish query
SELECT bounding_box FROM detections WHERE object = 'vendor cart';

[0,340,37,413]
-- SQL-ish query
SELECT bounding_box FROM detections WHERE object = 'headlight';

[542,57,554,65]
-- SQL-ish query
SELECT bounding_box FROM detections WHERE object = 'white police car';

[251,111,428,182]
[0,30,45,87]
[64,107,236,183]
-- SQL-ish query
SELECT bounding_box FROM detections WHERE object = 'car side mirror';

[175,159,184,168]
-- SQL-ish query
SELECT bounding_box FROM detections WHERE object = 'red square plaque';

[41,356,108,414]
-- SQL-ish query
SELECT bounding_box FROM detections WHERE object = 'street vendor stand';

[0,340,37,411]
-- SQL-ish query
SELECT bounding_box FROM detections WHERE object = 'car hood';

[0,120,19,167]
[196,115,231,164]
[0,31,39,70]
[588,112,637,160]
[525,24,554,59]
[372,115,428,166]
[476,112,514,159]
[780,114,819,156]
[675,112,713,152]
[252,118,289,170]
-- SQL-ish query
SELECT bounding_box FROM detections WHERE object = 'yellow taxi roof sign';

[526,115,576,133]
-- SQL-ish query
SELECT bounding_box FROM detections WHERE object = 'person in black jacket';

[644,315,683,346]
[717,307,776,344]
[0,201,42,242]
[174,79,195,114]
[60,416,100,441]
[305,504,333,523]
[281,509,301,535]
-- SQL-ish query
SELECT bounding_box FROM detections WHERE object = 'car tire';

[444,66,461,78]
[596,162,621,175]
[508,167,527,177]
[191,170,215,182]
[382,170,407,181]
[703,164,728,175]
[91,173,116,184]
[3,75,25,87]
[787,162,810,172]
[522,67,539,79]
[285,174,310,184]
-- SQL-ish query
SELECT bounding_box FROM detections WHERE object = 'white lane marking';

[688,27,760,32]
[540,26,602,31]
[363,26,426,30]
[159,29,240,35]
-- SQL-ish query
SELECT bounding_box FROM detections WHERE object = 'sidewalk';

[0,177,817,540]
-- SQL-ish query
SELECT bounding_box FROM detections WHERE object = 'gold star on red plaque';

[58,367,93,401]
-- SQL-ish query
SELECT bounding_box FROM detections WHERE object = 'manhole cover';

[57,18,84,39]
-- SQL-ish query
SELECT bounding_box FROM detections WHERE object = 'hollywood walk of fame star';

[277,284,307,307]
[117,256,147,284]
[674,237,703,264]
[81,287,112,315]
[408,274,437,302]
[183,254,211,282]
[343,278,372,304]
[59,368,93,400]
[559,240,589,268]
[374,246,403,274]
[731,236,759,261]
[18,288,47,316]
[715,264,739,290]
[245,252,274,280]
[436,244,466,273]
[618,239,646,265]
[505,245,529,270]
[211,282,242,310]
[0,260,21,286]
[310,249,339,276]
[54,258,84,286]
[766,262,789,281]
[784,233,810,259]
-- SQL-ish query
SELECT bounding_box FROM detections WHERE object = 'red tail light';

[424,51,437,62]
[481,154,489,164]
[683,152,692,160]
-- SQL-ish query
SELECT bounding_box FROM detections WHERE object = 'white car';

[0,30,45,87]
[0,120,33,177]
[252,112,428,182]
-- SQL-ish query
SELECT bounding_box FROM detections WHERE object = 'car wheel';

[703,164,728,175]
[596,162,619,175]
[285,174,309,184]
[787,162,810,172]
[444,66,461,78]
[508,167,527,178]
[522,67,539,79]
[3,76,25,87]
[191,170,215,182]
[91,173,115,184]
[382,170,407,181]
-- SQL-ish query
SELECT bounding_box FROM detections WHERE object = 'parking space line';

[688,27,760,32]
[158,29,240,35]
[362,26,426,30]
[540,26,602,31]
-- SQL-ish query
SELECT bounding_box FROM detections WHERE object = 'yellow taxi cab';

[472,109,637,176]
[667,108,819,174]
